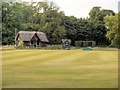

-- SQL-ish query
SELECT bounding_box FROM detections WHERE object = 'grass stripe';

[3,50,68,65]
[2,50,54,60]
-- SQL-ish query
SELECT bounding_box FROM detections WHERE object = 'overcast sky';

[22,0,119,18]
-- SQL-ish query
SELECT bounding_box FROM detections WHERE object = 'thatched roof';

[16,31,49,42]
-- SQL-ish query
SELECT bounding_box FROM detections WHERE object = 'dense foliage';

[104,13,120,48]
[2,1,119,47]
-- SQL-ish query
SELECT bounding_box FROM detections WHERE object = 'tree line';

[1,1,120,47]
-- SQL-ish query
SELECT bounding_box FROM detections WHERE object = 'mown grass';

[2,49,118,88]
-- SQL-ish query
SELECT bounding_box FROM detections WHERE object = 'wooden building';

[75,41,96,47]
[15,31,49,48]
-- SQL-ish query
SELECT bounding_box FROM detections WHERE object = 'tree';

[2,2,37,45]
[104,13,120,48]
[2,1,65,45]
[40,10,65,44]
[89,6,115,24]
[2,1,117,47]
[62,16,78,45]
[88,6,115,45]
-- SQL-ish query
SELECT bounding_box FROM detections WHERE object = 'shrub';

[16,40,24,49]
[43,45,62,50]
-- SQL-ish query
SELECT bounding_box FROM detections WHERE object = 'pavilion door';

[37,41,41,47]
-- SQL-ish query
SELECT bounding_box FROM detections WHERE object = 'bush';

[1,45,15,50]
[93,47,118,51]
[43,45,62,50]
[16,40,24,49]
[42,45,75,50]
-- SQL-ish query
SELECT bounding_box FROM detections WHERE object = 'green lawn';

[2,49,118,88]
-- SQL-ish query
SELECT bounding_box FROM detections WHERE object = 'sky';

[21,0,119,18]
